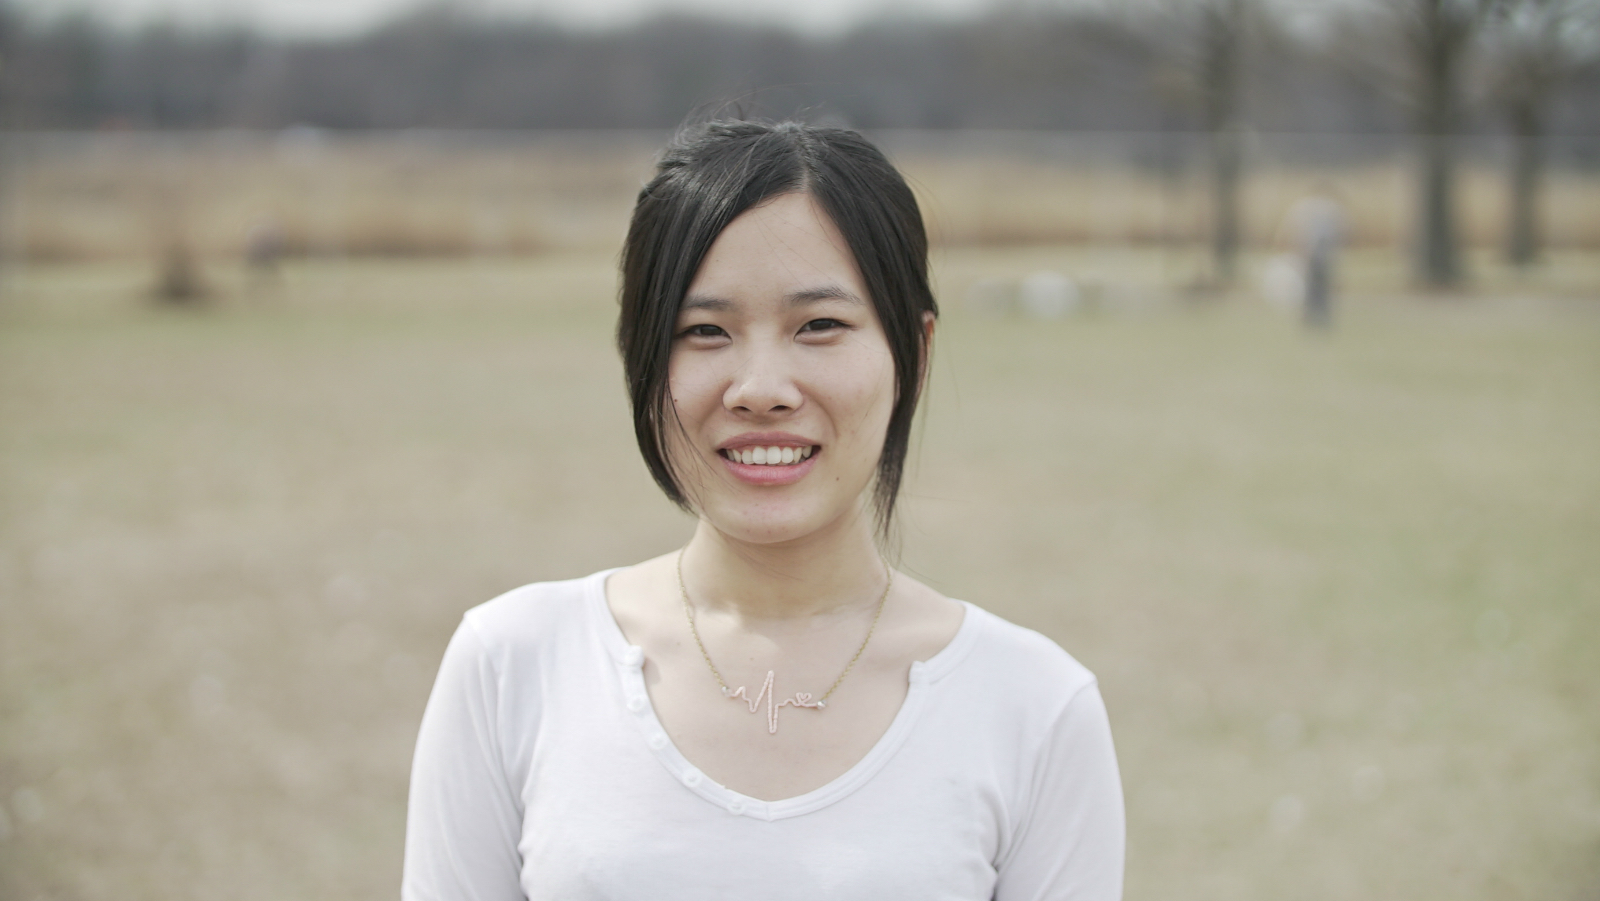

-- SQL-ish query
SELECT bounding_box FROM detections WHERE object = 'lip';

[720,451,818,486]
[716,432,820,486]
[717,431,818,452]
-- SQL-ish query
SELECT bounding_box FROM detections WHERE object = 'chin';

[698,495,865,547]
[706,511,824,546]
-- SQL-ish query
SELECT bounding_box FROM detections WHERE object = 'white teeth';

[727,446,815,465]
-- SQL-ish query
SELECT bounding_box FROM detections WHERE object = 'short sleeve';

[994,682,1125,901]
[402,619,526,901]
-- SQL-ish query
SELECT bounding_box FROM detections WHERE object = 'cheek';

[666,355,722,415]
[814,350,897,441]
[663,358,717,492]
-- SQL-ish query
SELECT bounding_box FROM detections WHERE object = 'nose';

[723,346,803,416]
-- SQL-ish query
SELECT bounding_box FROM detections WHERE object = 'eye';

[799,318,849,334]
[679,323,728,339]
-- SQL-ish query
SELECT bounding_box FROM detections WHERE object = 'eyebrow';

[681,286,865,311]
[788,286,865,306]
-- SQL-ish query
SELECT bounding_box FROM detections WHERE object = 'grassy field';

[1,249,1597,900]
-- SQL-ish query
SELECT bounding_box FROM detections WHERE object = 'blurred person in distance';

[1288,182,1346,329]
[403,118,1125,900]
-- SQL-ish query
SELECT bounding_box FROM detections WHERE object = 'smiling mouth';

[718,446,817,466]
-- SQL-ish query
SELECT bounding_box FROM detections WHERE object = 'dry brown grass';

[4,132,1597,264]
[1,249,1597,900]
[2,132,660,262]
[902,150,1600,250]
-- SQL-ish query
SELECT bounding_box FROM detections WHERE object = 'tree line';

[2,1,1594,134]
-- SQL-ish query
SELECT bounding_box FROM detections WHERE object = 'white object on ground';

[1258,254,1304,312]
[1019,270,1080,319]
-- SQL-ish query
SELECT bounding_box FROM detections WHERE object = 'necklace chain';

[676,549,892,708]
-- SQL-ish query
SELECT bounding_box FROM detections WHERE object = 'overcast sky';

[15,0,1016,36]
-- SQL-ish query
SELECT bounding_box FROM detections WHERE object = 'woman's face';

[666,192,897,546]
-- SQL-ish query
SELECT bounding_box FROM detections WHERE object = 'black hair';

[617,118,938,534]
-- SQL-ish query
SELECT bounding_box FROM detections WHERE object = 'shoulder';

[949,603,1100,713]
[455,569,614,668]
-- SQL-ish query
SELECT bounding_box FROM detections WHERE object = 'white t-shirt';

[404,569,1124,901]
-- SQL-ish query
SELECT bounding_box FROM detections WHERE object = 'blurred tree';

[1400,0,1492,287]
[1140,0,1253,286]
[5,12,106,127]
[1479,0,1600,266]
[0,1,1595,137]
[1200,0,1248,286]
[0,2,12,281]
[0,2,14,117]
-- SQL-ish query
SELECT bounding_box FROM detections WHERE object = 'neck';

[680,513,887,623]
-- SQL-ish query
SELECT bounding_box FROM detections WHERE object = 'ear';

[917,311,936,393]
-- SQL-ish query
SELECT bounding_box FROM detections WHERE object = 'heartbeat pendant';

[723,670,823,734]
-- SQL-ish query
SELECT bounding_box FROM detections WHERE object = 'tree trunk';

[1413,0,1467,287]
[1506,100,1542,266]
[1203,0,1244,286]
[1211,126,1242,286]
[1417,130,1461,285]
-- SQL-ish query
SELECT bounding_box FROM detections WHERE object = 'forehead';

[685,193,867,306]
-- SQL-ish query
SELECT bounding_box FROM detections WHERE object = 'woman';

[403,120,1124,900]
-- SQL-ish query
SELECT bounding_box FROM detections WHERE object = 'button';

[623,647,644,667]
[626,696,646,713]
[683,771,702,787]
[728,800,746,815]
[648,733,667,750]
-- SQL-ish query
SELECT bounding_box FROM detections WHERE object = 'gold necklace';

[676,549,892,734]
